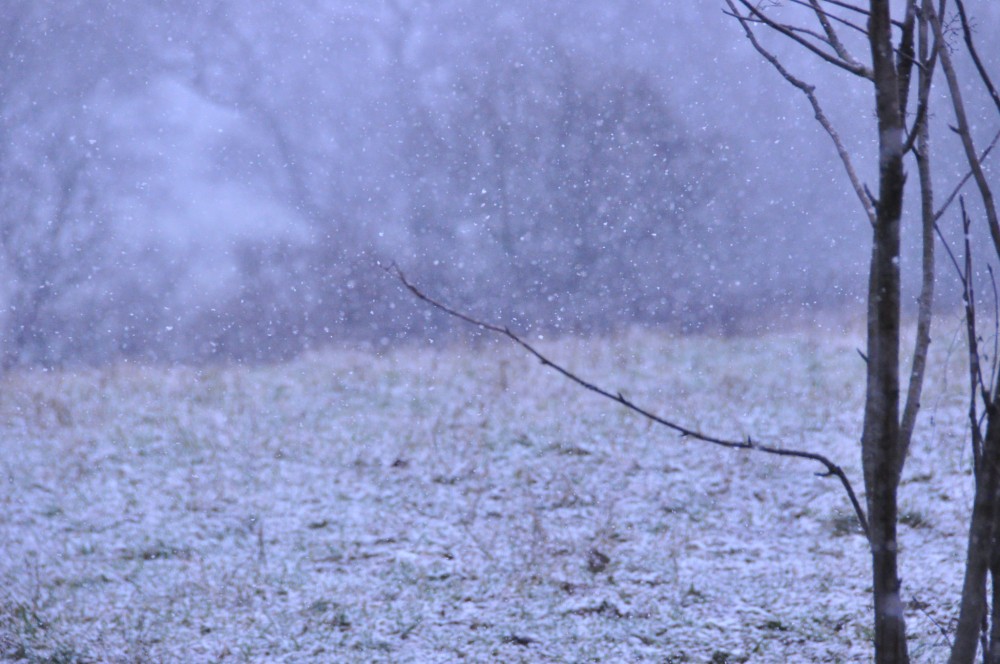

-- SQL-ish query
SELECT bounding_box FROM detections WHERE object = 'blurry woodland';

[1,0,997,367]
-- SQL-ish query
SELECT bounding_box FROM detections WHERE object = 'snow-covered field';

[0,325,978,662]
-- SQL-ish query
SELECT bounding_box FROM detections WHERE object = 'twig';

[933,221,964,292]
[934,130,1000,222]
[961,200,989,467]
[727,0,877,227]
[807,0,863,67]
[910,593,953,649]
[902,97,930,156]
[791,0,868,38]
[817,0,871,17]
[936,203,987,471]
[928,1,1000,256]
[816,0,905,29]
[734,0,921,71]
[733,0,873,78]
[988,264,999,400]
[388,262,871,540]
[899,3,936,472]
[955,0,1000,116]
[720,11,837,48]
[904,0,942,156]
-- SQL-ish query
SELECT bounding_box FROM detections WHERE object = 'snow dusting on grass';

[0,326,975,662]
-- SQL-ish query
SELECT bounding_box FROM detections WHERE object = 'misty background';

[2,0,998,368]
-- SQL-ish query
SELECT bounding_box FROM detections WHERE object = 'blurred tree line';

[0,0,905,367]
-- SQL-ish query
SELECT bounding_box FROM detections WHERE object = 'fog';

[2,0,998,367]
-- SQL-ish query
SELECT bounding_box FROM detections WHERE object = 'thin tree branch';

[389,262,871,541]
[988,265,999,401]
[969,220,990,408]
[727,0,877,226]
[818,0,870,15]
[790,0,868,38]
[934,130,1000,222]
[720,12,840,50]
[815,0,908,29]
[944,192,1000,664]
[786,0,928,74]
[808,0,864,67]
[936,205,987,474]
[902,103,928,156]
[902,18,941,158]
[954,0,1000,117]
[933,220,964,289]
[900,6,936,466]
[928,2,1000,257]
[734,0,873,79]
[910,592,954,649]
[961,198,992,427]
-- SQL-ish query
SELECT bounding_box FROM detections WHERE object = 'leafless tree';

[687,2,994,660]
[395,1,994,662]
[926,0,1000,660]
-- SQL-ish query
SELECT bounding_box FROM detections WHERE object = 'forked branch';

[934,130,1000,222]
[807,0,865,70]
[389,262,871,540]
[928,1,1000,254]
[955,0,1000,116]
[727,0,877,226]
[732,0,873,78]
[816,0,906,29]
[934,203,988,472]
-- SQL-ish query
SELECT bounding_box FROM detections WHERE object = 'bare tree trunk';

[951,393,1000,664]
[899,0,935,467]
[990,479,1000,663]
[726,2,927,658]
[984,429,1000,664]
[863,2,909,662]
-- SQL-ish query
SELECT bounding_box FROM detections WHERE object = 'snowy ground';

[0,324,978,662]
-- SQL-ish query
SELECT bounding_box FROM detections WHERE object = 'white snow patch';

[0,327,973,662]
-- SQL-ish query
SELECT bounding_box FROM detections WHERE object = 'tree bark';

[864,2,909,662]
[898,0,934,468]
[990,475,1000,663]
[950,398,1000,664]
